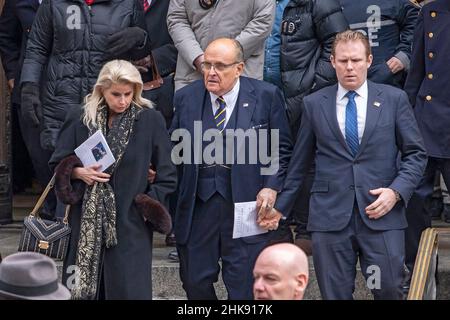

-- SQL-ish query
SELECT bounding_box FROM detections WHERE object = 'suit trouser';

[312,205,405,300]
[177,193,266,300]
[405,157,450,272]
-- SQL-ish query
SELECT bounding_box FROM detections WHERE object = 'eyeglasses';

[201,61,241,72]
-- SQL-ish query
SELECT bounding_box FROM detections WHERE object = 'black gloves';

[21,82,42,127]
[105,27,147,59]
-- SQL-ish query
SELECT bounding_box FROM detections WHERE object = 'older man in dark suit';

[273,30,427,299]
[170,38,292,299]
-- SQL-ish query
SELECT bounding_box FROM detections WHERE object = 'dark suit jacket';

[170,76,292,245]
[404,0,450,159]
[276,81,427,232]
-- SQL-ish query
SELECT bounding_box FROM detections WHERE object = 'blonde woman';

[49,60,177,300]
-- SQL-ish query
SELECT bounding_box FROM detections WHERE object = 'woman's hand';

[71,164,111,185]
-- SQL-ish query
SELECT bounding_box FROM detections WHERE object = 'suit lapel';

[234,78,256,162]
[320,85,351,153]
[235,78,256,130]
[186,86,208,148]
[356,81,383,157]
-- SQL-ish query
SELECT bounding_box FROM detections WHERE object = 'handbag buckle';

[39,240,49,250]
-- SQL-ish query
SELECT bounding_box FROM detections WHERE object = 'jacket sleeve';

[389,90,427,207]
[393,0,420,72]
[48,108,83,171]
[312,0,349,92]
[234,0,275,60]
[0,0,21,80]
[167,0,204,69]
[146,110,177,209]
[20,0,53,84]
[263,87,293,192]
[130,0,152,60]
[274,97,316,218]
[403,10,424,107]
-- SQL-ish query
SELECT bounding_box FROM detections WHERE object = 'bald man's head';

[253,243,309,300]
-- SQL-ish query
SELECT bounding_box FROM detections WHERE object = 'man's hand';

[193,54,204,73]
[132,54,153,73]
[365,188,398,219]
[258,208,283,231]
[21,82,42,127]
[386,57,405,74]
[7,79,14,93]
[72,164,111,185]
[256,188,277,221]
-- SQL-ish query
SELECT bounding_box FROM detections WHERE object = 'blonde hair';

[332,30,372,58]
[82,60,153,129]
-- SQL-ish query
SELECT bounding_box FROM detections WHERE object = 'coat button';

[426,95,432,101]
[428,52,434,59]
[428,73,433,80]
[431,11,437,18]
[429,32,434,38]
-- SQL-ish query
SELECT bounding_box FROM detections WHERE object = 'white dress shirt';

[336,81,368,144]
[210,79,240,128]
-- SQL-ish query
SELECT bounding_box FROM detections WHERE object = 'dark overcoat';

[49,106,177,299]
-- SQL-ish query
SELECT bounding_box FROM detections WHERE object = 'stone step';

[2,200,450,300]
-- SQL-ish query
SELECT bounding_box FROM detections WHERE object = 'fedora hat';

[0,252,71,300]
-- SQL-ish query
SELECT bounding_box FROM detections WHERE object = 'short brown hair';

[331,30,372,58]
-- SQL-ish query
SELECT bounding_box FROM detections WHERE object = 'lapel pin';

[373,101,381,107]
[243,103,249,108]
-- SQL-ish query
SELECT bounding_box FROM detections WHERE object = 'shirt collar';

[210,78,240,107]
[337,80,368,101]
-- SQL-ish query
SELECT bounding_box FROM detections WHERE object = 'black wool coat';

[49,106,177,299]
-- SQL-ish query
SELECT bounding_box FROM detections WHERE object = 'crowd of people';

[0,0,449,300]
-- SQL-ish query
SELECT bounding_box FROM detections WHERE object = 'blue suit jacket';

[276,81,427,232]
[170,76,292,245]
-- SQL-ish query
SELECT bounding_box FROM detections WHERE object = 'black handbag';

[18,175,71,261]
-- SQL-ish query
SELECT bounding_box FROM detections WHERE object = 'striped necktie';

[215,96,227,132]
[345,90,359,156]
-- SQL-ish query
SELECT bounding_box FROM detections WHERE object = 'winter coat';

[280,0,348,134]
[49,106,177,299]
[167,0,275,91]
[338,0,420,87]
[21,0,150,151]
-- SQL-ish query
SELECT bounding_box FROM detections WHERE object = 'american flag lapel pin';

[373,101,381,107]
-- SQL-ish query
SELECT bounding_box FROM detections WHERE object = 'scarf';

[71,103,140,300]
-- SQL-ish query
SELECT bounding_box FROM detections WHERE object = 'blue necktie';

[215,96,227,132]
[345,90,359,156]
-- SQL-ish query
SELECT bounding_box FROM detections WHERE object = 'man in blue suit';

[272,30,427,300]
[170,38,292,300]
